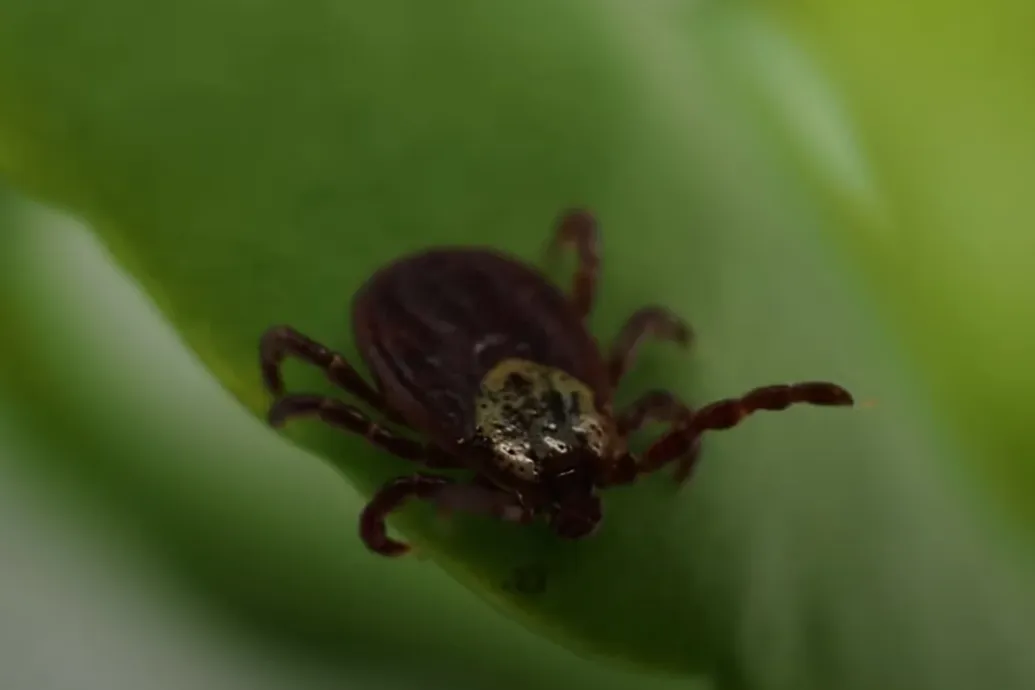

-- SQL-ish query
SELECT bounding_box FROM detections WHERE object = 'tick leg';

[617,389,692,435]
[547,208,600,319]
[642,382,855,474]
[260,325,406,424]
[268,394,460,468]
[361,474,533,556]
[617,389,701,483]
[607,307,692,388]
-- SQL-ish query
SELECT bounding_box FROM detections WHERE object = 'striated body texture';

[351,248,611,451]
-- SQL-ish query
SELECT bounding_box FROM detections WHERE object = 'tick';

[259,209,854,556]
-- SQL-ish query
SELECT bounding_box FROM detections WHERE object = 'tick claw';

[267,404,287,428]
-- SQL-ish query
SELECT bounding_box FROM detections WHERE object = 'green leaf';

[2,0,1035,687]
[775,0,1035,528]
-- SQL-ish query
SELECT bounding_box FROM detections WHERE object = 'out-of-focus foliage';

[0,210,687,690]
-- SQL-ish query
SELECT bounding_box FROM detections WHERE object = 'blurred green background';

[2,0,1035,689]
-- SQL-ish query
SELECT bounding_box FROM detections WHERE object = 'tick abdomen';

[351,248,610,442]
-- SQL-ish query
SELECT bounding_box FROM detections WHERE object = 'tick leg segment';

[547,208,600,319]
[617,389,702,483]
[268,394,460,468]
[260,325,405,423]
[642,382,855,472]
[617,389,692,435]
[607,307,692,388]
[361,474,533,556]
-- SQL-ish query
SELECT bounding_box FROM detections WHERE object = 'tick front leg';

[617,389,701,483]
[260,325,404,423]
[607,307,692,388]
[617,389,692,435]
[547,208,600,319]
[268,394,459,468]
[361,474,533,556]
[642,381,855,473]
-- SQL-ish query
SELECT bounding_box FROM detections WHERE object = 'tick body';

[260,209,854,556]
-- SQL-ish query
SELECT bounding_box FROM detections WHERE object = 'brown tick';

[259,209,854,556]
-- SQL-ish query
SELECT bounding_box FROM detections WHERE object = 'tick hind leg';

[607,306,693,388]
[267,395,461,469]
[362,474,533,556]
[260,325,406,424]
[617,390,701,483]
[547,208,600,319]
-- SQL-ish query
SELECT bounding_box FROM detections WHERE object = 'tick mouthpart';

[542,460,595,497]
[549,493,602,539]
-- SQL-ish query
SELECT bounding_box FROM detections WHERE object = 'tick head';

[540,448,604,539]
[549,491,603,539]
